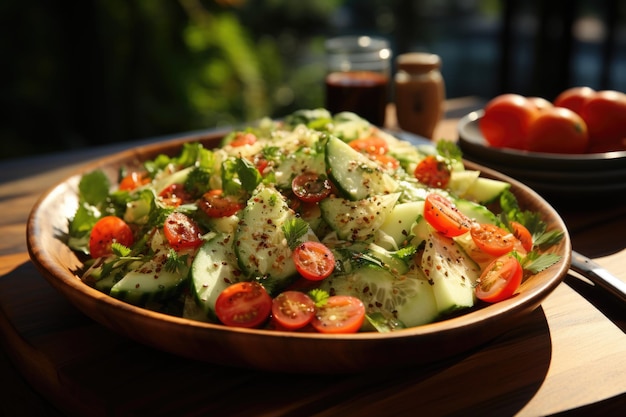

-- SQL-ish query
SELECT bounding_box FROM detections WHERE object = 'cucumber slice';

[366,243,411,275]
[377,200,425,249]
[462,177,511,204]
[109,231,189,305]
[454,232,498,270]
[153,166,193,195]
[454,198,498,224]
[93,271,120,293]
[320,193,400,241]
[448,170,480,197]
[203,214,239,235]
[421,231,480,314]
[273,150,326,188]
[331,112,373,141]
[319,264,438,328]
[234,186,315,291]
[191,233,241,320]
[325,135,398,200]
[110,263,187,306]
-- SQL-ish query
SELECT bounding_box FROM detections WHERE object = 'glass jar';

[394,53,445,139]
[324,36,391,126]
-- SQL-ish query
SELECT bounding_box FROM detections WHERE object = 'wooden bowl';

[27,131,572,374]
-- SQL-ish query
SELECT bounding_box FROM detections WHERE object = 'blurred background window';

[1,0,624,159]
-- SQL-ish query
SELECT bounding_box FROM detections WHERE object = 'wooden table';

[1,103,625,416]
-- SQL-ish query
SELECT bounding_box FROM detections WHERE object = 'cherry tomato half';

[229,132,258,147]
[292,241,335,281]
[163,212,204,251]
[311,295,366,334]
[198,189,244,218]
[414,155,451,188]
[349,136,389,155]
[159,183,193,207]
[510,221,533,252]
[292,173,332,203]
[479,94,539,150]
[89,216,134,258]
[215,281,272,328]
[271,291,316,330]
[423,193,472,238]
[254,157,270,175]
[119,171,149,191]
[369,153,400,170]
[475,254,523,303]
[470,223,516,256]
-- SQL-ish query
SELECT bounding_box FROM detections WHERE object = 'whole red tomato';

[528,96,553,112]
[579,90,626,152]
[527,107,589,154]
[480,94,539,149]
[553,86,596,115]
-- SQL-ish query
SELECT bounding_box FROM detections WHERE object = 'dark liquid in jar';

[325,71,388,126]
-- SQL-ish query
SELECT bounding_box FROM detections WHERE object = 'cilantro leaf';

[111,242,132,257]
[534,229,565,251]
[174,142,213,168]
[520,251,562,274]
[394,245,418,263]
[164,249,189,273]
[144,142,213,174]
[282,218,310,250]
[436,140,463,161]
[499,190,563,249]
[184,166,212,197]
[236,158,263,192]
[69,202,100,235]
[221,157,262,195]
[79,170,110,206]
[308,288,330,307]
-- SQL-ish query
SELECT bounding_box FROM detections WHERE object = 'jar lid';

[396,53,441,73]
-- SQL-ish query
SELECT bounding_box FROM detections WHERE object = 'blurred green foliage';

[3,0,619,160]
[0,0,340,159]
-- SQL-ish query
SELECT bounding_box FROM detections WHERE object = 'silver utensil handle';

[570,250,626,303]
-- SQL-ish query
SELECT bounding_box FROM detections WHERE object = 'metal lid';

[396,53,441,73]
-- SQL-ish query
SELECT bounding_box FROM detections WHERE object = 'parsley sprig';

[282,217,310,250]
[499,190,564,275]
[164,249,189,274]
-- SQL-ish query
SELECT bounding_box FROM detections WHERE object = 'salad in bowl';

[65,109,564,335]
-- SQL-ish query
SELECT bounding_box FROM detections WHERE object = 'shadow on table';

[565,273,626,334]
[1,260,553,417]
[550,392,626,416]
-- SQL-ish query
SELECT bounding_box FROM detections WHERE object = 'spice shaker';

[394,53,445,139]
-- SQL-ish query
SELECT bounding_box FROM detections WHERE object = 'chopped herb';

[184,166,212,197]
[308,288,330,307]
[221,157,262,195]
[111,242,132,257]
[282,217,309,250]
[164,249,189,274]
[520,251,562,275]
[436,140,463,162]
[79,170,110,206]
